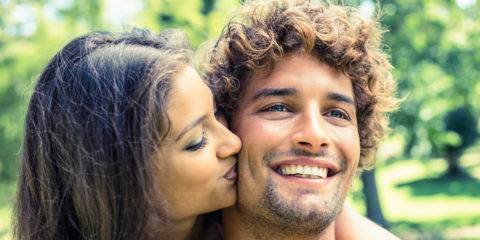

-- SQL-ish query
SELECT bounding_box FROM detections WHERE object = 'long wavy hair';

[14,29,192,239]
[206,0,400,169]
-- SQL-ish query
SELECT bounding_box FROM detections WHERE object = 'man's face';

[231,54,360,232]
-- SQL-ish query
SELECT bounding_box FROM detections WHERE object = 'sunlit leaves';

[383,0,480,158]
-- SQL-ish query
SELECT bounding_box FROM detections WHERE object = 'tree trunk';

[445,146,461,176]
[361,169,389,228]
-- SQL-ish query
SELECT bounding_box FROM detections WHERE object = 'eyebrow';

[327,93,355,105]
[252,88,298,101]
[175,114,207,142]
[251,88,354,105]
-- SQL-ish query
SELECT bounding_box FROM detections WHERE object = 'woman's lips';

[224,164,238,180]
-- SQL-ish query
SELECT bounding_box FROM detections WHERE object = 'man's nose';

[291,106,331,153]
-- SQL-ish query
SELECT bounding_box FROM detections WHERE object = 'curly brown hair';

[206,0,399,169]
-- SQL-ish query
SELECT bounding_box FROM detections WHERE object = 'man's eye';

[257,103,293,120]
[264,104,289,112]
[327,110,349,120]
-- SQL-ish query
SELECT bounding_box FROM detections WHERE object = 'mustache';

[262,148,346,170]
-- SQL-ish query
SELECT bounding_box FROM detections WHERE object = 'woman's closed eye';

[184,131,208,152]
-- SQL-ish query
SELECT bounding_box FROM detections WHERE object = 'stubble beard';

[240,149,346,238]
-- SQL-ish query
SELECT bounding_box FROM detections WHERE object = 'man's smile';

[277,164,329,179]
[269,155,343,180]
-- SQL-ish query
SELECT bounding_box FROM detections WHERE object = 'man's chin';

[258,177,343,234]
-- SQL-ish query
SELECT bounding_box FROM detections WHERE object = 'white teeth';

[289,165,295,174]
[296,165,303,174]
[278,164,329,178]
[304,166,311,175]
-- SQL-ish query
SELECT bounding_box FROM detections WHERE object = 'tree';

[0,0,108,180]
[382,0,480,167]
[443,106,478,176]
[361,169,389,228]
[352,0,480,227]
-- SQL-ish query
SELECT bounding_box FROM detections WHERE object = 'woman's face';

[155,67,241,220]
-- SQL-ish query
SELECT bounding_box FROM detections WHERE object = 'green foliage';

[347,147,480,239]
[0,0,105,180]
[444,107,478,149]
[138,0,240,47]
[381,0,480,158]
[0,180,16,239]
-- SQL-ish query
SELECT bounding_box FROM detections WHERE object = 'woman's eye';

[184,132,208,152]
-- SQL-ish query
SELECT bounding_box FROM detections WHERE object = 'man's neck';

[222,206,336,240]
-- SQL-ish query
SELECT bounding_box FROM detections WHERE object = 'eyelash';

[260,103,351,122]
[326,109,350,120]
[261,104,290,112]
[184,131,208,152]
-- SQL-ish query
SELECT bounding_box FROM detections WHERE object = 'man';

[207,0,399,239]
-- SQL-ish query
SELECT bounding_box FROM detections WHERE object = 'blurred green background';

[0,0,479,239]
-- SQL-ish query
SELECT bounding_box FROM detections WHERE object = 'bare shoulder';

[335,205,400,240]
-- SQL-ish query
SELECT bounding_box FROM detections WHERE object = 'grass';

[347,145,480,240]
[0,180,15,240]
[1,146,479,239]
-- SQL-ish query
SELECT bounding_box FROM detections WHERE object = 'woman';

[14,29,240,239]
